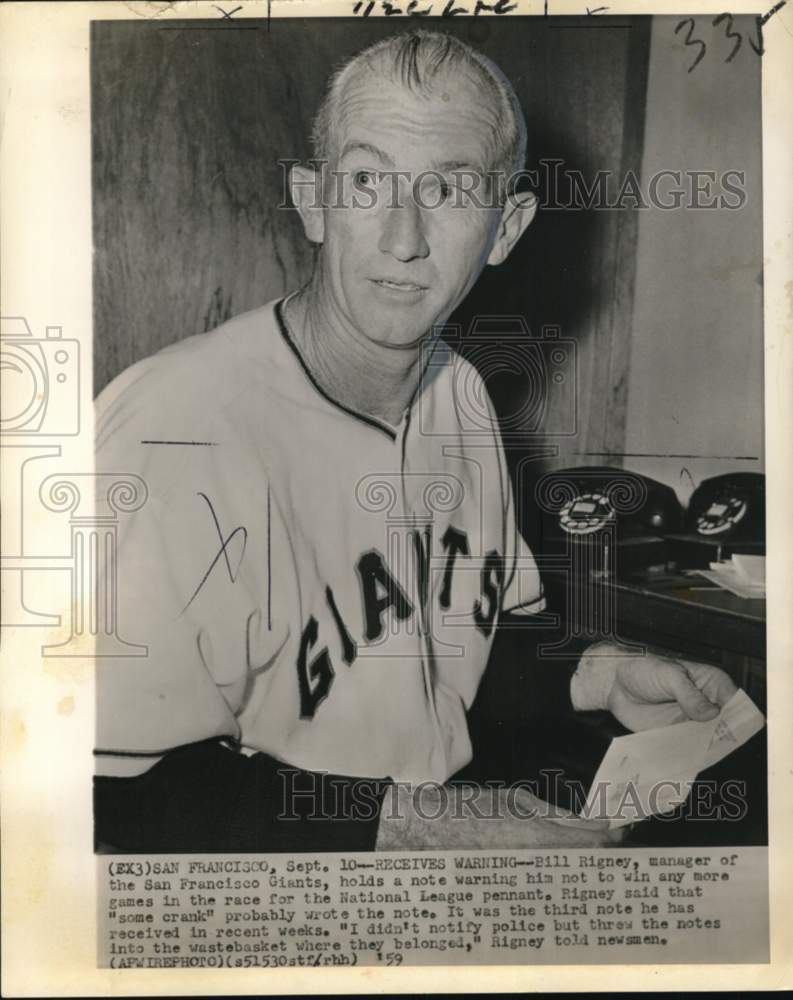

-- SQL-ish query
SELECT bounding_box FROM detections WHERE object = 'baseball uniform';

[95,296,545,786]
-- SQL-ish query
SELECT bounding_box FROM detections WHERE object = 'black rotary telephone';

[686,472,765,541]
[535,468,765,575]
[536,466,684,575]
[664,472,765,567]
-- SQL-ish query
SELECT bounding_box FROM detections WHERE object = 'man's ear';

[486,190,538,266]
[290,165,325,244]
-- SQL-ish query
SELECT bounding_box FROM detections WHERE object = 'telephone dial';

[537,468,765,575]
[686,472,765,541]
[665,472,765,567]
[558,492,618,536]
[537,466,684,575]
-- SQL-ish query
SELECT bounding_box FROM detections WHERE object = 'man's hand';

[571,642,738,732]
[375,783,624,850]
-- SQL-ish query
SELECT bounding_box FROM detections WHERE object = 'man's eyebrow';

[431,159,484,174]
[338,141,395,166]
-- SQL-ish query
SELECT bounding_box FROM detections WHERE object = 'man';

[94,29,737,852]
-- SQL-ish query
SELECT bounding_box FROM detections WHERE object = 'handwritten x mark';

[182,492,247,612]
[213,4,243,17]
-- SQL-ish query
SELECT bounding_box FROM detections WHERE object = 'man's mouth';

[370,279,428,293]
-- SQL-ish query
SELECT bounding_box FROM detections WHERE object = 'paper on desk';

[732,554,765,586]
[696,554,765,599]
[583,689,765,827]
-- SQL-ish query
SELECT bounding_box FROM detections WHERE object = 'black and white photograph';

[1,0,791,990]
[91,13,767,854]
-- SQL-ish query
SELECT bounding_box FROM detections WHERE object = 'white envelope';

[583,689,765,827]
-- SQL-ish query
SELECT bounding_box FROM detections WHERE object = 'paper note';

[732,554,765,586]
[696,555,765,598]
[584,689,765,827]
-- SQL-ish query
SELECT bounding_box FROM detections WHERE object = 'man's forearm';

[375,782,619,850]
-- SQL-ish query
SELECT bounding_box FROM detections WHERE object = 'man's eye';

[424,176,455,204]
[353,170,378,188]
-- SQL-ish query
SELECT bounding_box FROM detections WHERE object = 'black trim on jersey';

[274,299,398,441]
[501,591,546,616]
[94,737,238,758]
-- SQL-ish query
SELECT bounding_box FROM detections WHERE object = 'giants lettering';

[356,549,413,641]
[296,526,504,718]
[473,549,503,637]
[296,615,333,719]
[439,525,469,609]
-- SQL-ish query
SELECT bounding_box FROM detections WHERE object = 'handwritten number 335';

[675,14,765,73]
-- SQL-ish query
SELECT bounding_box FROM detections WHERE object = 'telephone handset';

[686,472,765,542]
[536,467,765,574]
[540,466,684,540]
[537,466,684,575]
[663,472,765,567]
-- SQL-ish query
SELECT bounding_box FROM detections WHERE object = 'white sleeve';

[94,357,274,770]
[501,468,546,616]
[491,403,545,617]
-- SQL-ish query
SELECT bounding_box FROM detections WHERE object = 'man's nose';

[378,192,430,262]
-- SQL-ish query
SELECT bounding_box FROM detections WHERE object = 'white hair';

[311,29,527,190]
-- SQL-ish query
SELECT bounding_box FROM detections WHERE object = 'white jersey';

[95,299,544,783]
